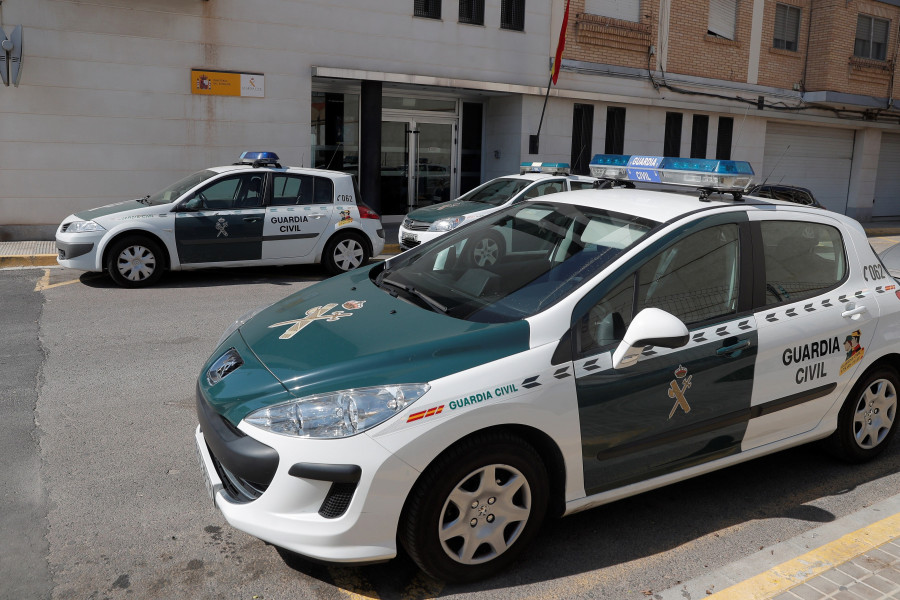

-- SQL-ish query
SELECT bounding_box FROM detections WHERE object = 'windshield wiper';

[382,278,448,314]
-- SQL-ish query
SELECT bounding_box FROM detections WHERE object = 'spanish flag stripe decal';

[407,411,426,422]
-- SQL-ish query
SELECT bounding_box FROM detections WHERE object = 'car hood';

[210,266,531,424]
[74,199,150,221]
[406,200,496,223]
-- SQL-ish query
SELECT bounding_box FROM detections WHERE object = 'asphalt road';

[2,248,900,600]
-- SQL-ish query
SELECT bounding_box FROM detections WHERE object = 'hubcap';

[437,464,531,565]
[334,239,364,271]
[472,237,500,267]
[853,378,897,450]
[117,245,156,281]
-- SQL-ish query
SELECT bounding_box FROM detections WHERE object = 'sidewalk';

[656,494,900,600]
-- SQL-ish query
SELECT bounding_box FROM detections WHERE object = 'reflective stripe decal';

[749,383,836,418]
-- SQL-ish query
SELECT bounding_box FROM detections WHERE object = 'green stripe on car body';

[75,200,149,220]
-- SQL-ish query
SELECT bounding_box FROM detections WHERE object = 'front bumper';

[194,391,421,563]
[397,226,443,251]
[55,227,104,271]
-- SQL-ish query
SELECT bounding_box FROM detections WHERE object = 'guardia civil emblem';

[668,365,692,419]
[269,300,366,340]
[216,217,229,237]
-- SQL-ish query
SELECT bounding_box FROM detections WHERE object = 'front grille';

[318,482,358,518]
[403,218,431,232]
[207,442,269,504]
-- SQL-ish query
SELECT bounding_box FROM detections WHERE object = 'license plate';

[402,233,418,243]
[195,437,218,506]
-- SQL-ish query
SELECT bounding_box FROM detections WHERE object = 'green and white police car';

[55,152,385,287]
[397,162,599,261]
[195,154,900,582]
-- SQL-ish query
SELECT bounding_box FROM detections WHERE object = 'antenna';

[762,144,791,187]
[732,104,751,157]
[326,142,344,170]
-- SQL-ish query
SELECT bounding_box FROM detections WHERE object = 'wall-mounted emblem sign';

[190,69,264,98]
[0,25,23,87]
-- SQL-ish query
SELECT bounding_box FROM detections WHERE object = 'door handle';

[243,217,262,223]
[717,339,751,357]
[841,305,867,318]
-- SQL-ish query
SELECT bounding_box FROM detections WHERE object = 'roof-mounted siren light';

[589,155,755,201]
[238,151,282,168]
[519,162,571,175]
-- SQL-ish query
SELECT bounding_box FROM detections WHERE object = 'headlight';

[65,220,106,233]
[216,303,271,347]
[428,216,465,232]
[244,384,431,438]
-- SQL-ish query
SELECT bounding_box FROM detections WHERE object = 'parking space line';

[33,269,84,292]
[707,511,900,599]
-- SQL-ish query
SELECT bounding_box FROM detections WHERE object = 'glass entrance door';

[380,118,456,216]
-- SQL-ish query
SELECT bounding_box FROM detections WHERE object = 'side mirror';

[612,308,689,369]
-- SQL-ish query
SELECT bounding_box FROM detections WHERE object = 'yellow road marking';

[709,511,900,599]
[33,269,84,291]
[328,566,381,599]
[401,571,444,600]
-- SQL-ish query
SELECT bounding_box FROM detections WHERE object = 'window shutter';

[873,17,889,59]
[584,0,641,23]
[708,0,736,39]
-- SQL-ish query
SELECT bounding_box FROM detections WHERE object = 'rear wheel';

[105,236,165,288]
[826,366,898,462]
[399,432,548,582]
[466,232,504,267]
[323,232,369,274]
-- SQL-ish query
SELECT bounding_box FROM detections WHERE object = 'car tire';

[323,232,369,275]
[467,232,504,268]
[826,366,898,463]
[399,431,549,583]
[105,235,166,288]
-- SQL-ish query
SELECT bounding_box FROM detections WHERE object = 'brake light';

[358,205,380,220]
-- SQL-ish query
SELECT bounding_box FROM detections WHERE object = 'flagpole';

[530,0,569,155]
[531,72,554,154]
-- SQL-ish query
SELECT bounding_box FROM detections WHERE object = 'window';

[664,112,683,158]
[605,107,626,155]
[501,0,525,31]
[571,104,595,176]
[774,4,801,51]
[186,173,264,210]
[761,221,846,305]
[523,180,564,200]
[311,91,359,174]
[691,115,709,159]
[855,14,889,60]
[584,0,640,23]
[459,0,484,24]
[570,180,598,191]
[716,117,733,160]
[708,0,737,39]
[271,174,334,206]
[580,275,636,352]
[636,224,741,324]
[414,0,441,19]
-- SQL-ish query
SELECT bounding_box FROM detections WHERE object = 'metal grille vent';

[318,482,358,519]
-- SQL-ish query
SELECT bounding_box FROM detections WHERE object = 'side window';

[523,180,564,200]
[761,221,846,305]
[313,177,334,204]
[636,224,741,324]
[271,174,307,206]
[187,174,262,210]
[569,180,596,191]
[579,275,635,354]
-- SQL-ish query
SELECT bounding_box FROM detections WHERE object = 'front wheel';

[105,236,166,288]
[826,366,898,463]
[399,432,548,583]
[323,232,369,275]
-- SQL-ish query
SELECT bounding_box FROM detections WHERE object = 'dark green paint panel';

[174,212,265,263]
[75,200,148,220]
[407,200,488,223]
[578,332,757,496]
[203,266,531,424]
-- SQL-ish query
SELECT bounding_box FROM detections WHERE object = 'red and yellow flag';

[551,0,571,85]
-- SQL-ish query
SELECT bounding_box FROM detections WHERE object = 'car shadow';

[272,440,899,597]
[75,264,341,289]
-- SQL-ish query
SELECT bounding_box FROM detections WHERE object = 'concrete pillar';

[846,128,881,222]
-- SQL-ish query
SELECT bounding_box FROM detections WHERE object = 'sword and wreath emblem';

[268,301,366,340]
[667,364,692,419]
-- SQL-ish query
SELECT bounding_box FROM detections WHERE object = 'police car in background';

[397,162,599,264]
[194,154,899,583]
[55,152,385,287]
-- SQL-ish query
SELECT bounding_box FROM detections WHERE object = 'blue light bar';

[589,154,755,192]
[239,151,280,165]
[520,161,571,175]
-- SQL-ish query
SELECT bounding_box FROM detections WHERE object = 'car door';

[741,214,879,449]
[174,172,266,264]
[572,214,757,496]
[263,173,334,260]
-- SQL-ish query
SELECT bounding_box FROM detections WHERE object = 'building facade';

[0,0,899,240]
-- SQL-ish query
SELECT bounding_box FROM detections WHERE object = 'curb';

[0,254,58,268]
[863,227,900,237]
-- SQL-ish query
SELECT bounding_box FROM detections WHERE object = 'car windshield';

[457,178,532,207]
[145,170,219,206]
[375,202,659,322]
